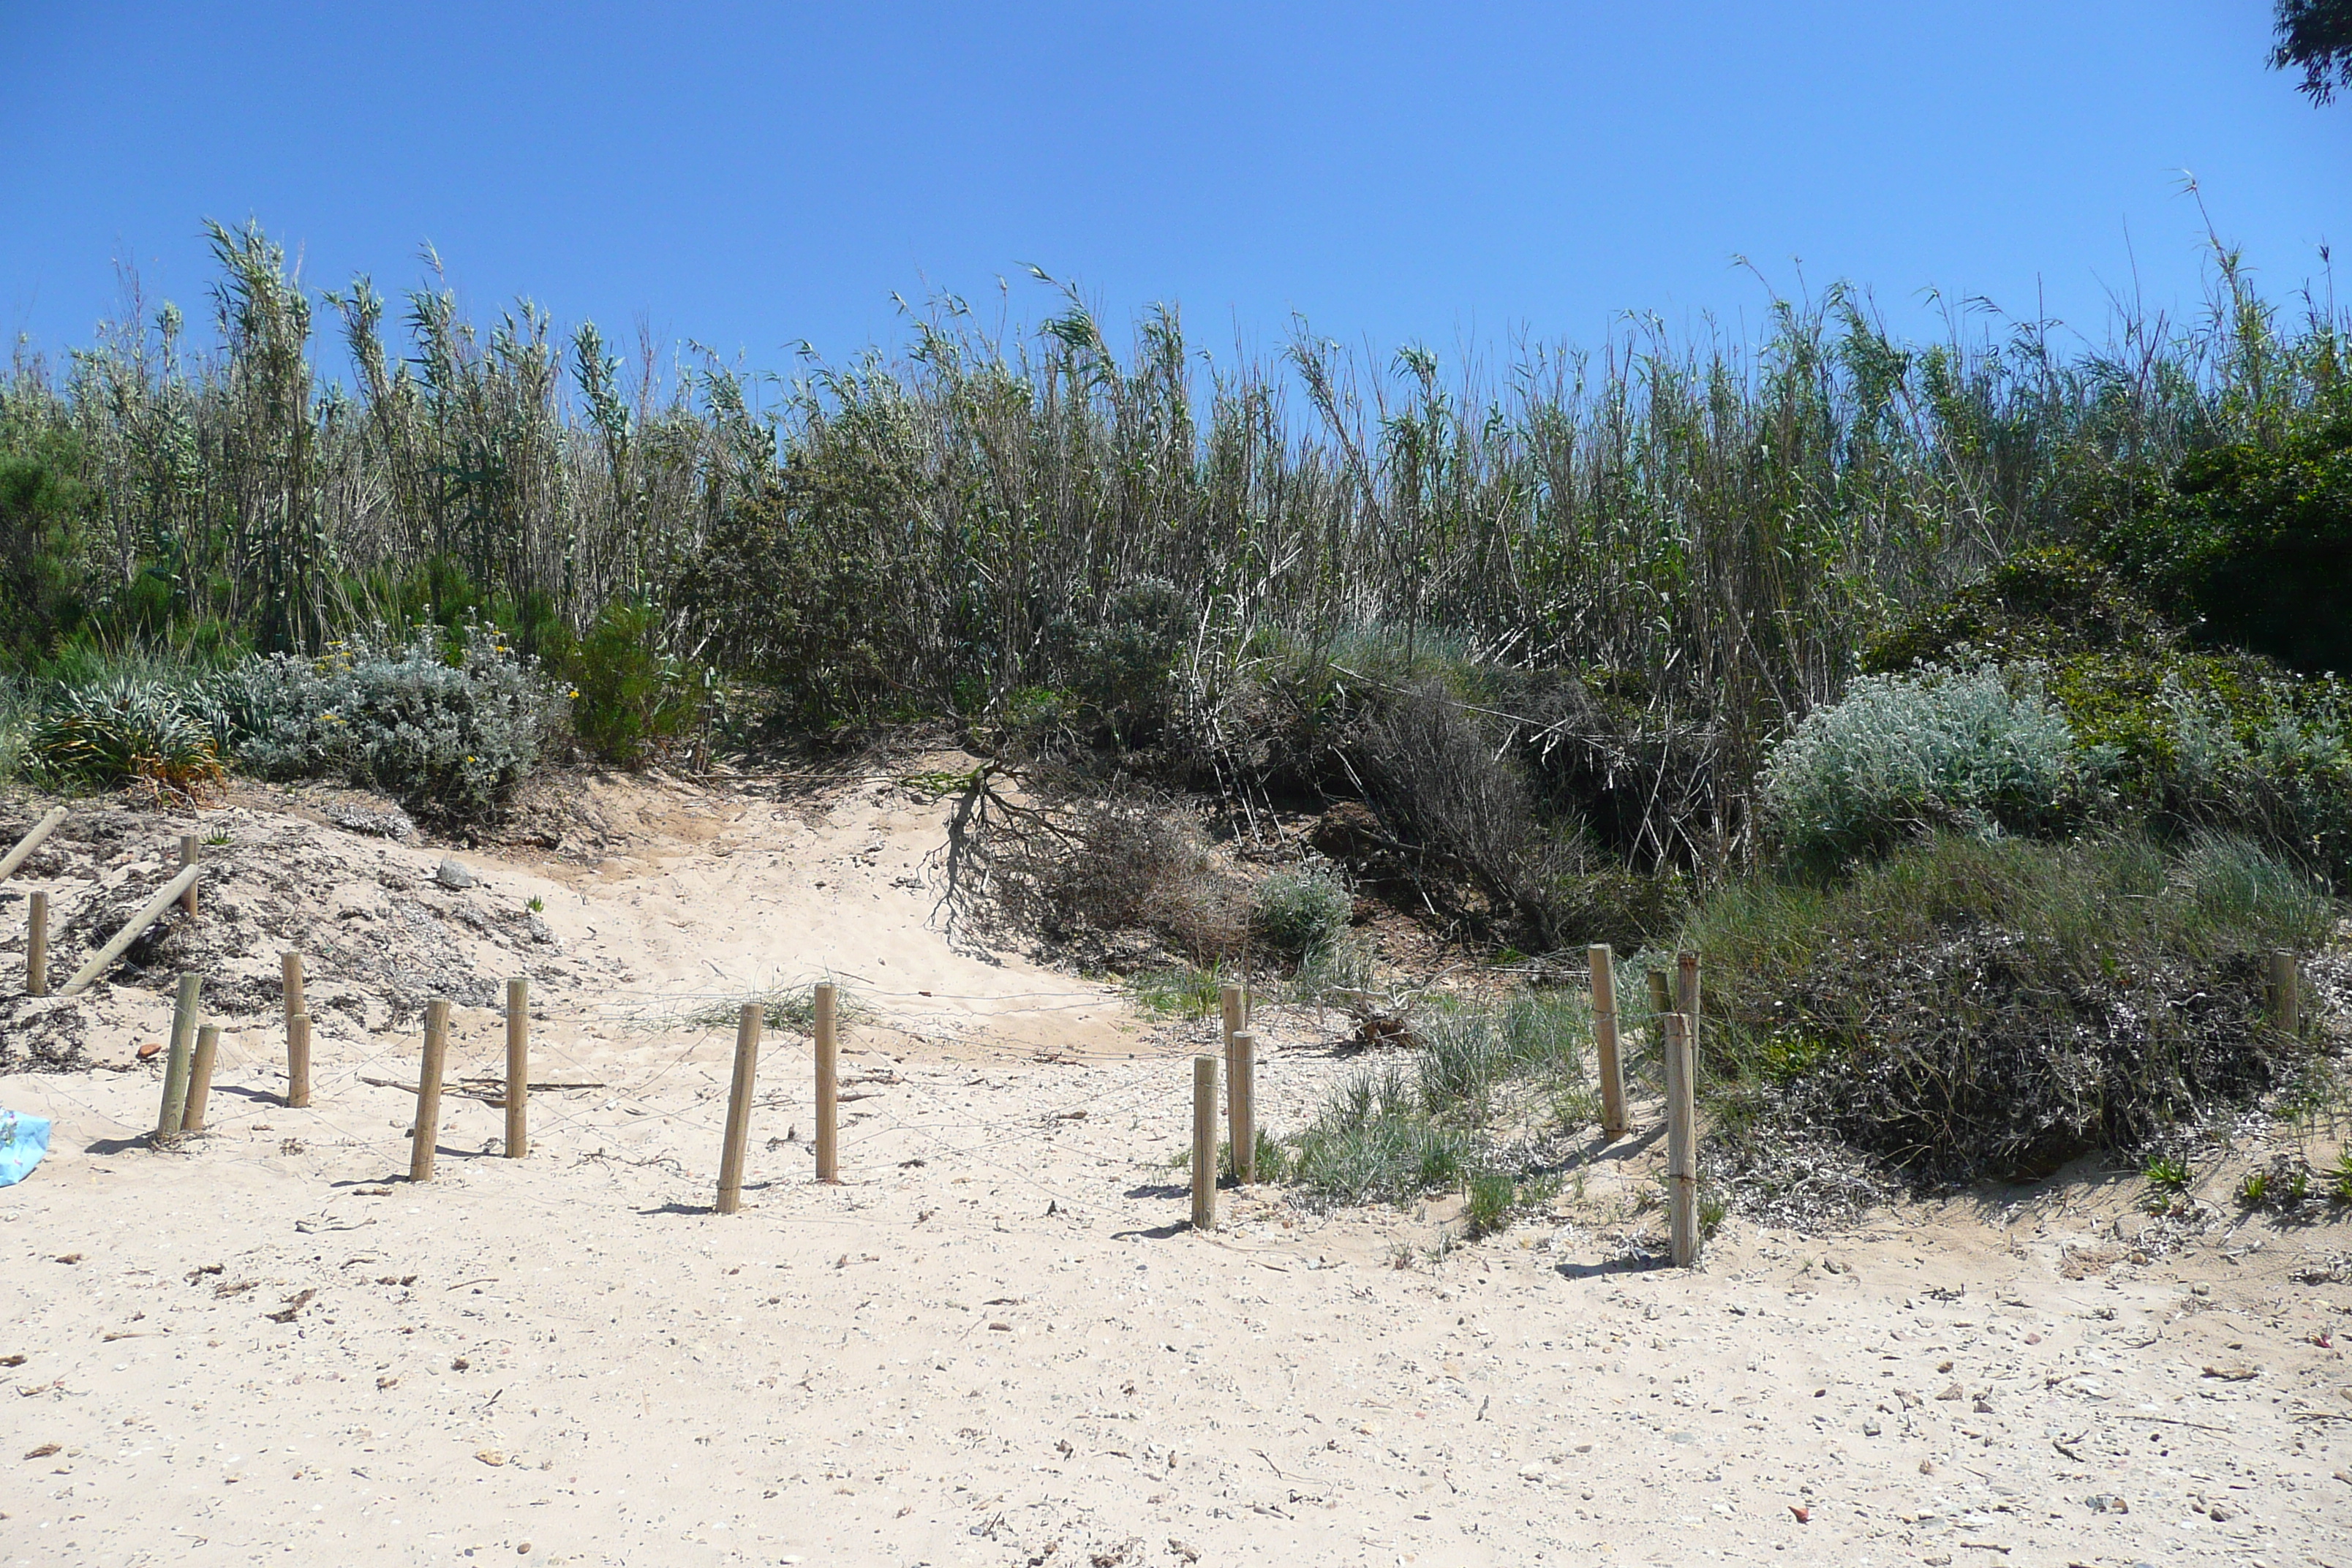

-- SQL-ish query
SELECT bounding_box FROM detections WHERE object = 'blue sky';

[4,1,2345,377]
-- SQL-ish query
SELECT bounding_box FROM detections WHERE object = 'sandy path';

[3,777,2350,1566]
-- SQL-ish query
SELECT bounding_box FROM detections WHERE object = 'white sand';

[3,774,2348,1564]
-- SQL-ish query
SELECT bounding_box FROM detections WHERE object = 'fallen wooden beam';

[0,806,67,883]
[59,864,202,998]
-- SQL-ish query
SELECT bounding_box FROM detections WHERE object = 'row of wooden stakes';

[1186,954,1710,1267]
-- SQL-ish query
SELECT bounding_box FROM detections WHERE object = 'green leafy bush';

[1873,548,2352,878]
[2100,395,2352,675]
[1758,665,2085,868]
[233,625,557,818]
[1251,865,1353,955]
[557,600,702,765]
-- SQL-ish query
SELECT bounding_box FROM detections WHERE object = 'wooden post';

[1663,1011,1699,1268]
[181,1024,220,1133]
[286,1013,311,1109]
[1676,949,1701,1033]
[1587,943,1627,1138]
[282,953,308,1107]
[25,891,46,998]
[1191,1054,1218,1230]
[2269,951,2300,1036]
[59,864,200,996]
[156,973,203,1142]
[1219,980,1245,1138]
[178,834,199,917]
[1230,1029,1256,1183]
[1646,967,1670,1019]
[813,981,840,1184]
[715,1001,761,1213]
[409,999,450,1183]
[0,805,67,883]
[505,978,529,1158]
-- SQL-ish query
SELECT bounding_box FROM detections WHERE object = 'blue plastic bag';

[0,1109,51,1187]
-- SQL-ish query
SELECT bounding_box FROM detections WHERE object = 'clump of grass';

[1281,987,1593,1226]
[1126,962,1232,1020]
[29,673,227,802]
[685,981,867,1033]
[2144,1153,2193,1194]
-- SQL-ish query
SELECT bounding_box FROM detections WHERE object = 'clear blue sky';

[4,1,2345,378]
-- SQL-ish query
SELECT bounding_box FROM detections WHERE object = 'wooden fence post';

[1663,1011,1699,1268]
[2269,950,2301,1036]
[281,953,307,1106]
[178,834,199,917]
[716,1001,762,1213]
[181,1024,220,1133]
[1675,949,1701,1036]
[1646,967,1670,1020]
[813,981,840,1184]
[1220,981,1245,1138]
[156,973,203,1142]
[1230,1029,1256,1183]
[1587,943,1627,1138]
[1191,1054,1218,1231]
[409,999,450,1183]
[505,978,529,1158]
[25,891,45,998]
[286,1013,311,1109]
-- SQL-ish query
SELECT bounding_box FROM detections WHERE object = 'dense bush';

[1689,832,2336,1180]
[0,434,93,668]
[2100,393,2352,675]
[1250,864,1353,955]
[1758,665,2085,869]
[233,626,557,819]
[1872,548,2352,880]
[556,600,704,765]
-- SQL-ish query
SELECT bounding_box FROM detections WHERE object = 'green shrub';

[2100,394,2352,675]
[0,437,93,668]
[233,625,557,818]
[1251,865,1353,955]
[1871,548,2352,878]
[558,600,702,765]
[1759,665,2085,868]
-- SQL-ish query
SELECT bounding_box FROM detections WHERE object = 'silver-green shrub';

[1251,864,1354,954]
[232,626,557,819]
[1760,665,2084,867]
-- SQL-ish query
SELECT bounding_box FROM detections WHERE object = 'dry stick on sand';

[155,974,203,1142]
[1587,943,1627,1138]
[505,978,529,1158]
[60,864,201,997]
[814,981,840,1184]
[716,1002,762,1213]
[409,999,451,1183]
[1663,1010,1699,1267]
[182,1024,220,1133]
[25,891,47,998]
[178,834,199,917]
[282,953,308,1107]
[1230,1029,1257,1183]
[1191,1055,1218,1232]
[0,805,67,883]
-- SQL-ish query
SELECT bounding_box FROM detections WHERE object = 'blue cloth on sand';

[0,1109,51,1187]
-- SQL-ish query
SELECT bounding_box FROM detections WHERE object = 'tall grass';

[6,225,2344,862]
